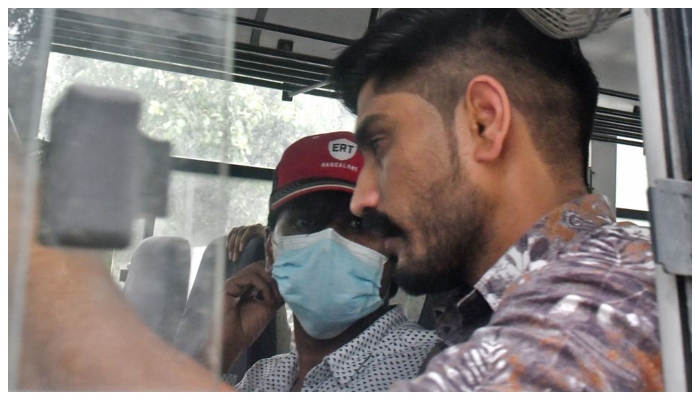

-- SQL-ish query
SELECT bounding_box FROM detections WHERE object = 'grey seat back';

[173,235,276,381]
[123,235,191,344]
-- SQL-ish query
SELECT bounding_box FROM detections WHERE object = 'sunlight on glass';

[616,144,649,211]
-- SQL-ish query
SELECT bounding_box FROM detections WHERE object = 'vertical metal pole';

[632,8,691,392]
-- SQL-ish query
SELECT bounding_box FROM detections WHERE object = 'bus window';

[616,144,650,227]
[39,53,356,168]
[616,144,649,212]
[38,52,357,287]
[8,7,690,392]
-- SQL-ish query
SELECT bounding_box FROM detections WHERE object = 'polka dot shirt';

[233,306,439,392]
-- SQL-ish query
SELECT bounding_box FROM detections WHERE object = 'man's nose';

[350,162,380,217]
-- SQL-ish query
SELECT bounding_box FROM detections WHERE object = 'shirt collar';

[474,193,616,310]
[322,307,406,385]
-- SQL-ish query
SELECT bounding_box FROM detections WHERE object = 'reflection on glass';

[154,172,271,292]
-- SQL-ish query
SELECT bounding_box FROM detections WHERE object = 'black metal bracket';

[282,79,330,101]
[647,178,692,276]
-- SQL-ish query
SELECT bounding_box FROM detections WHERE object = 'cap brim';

[270,181,355,210]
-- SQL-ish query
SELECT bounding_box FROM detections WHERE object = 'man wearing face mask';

[219,131,439,392]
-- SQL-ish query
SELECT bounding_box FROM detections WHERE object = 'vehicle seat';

[173,234,277,382]
[123,236,191,345]
[417,289,456,330]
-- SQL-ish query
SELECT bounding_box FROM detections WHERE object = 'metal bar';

[52,10,231,55]
[594,114,643,130]
[50,42,327,88]
[169,157,274,181]
[596,106,642,119]
[593,125,644,140]
[250,9,268,46]
[232,42,332,68]
[599,87,640,101]
[287,79,330,98]
[632,8,689,391]
[591,134,644,148]
[616,207,649,221]
[233,50,330,75]
[593,120,643,134]
[8,8,56,392]
[234,17,354,46]
[654,9,692,181]
[52,9,335,68]
[51,28,332,79]
[51,45,338,100]
[168,8,355,46]
[592,126,644,141]
[234,59,327,82]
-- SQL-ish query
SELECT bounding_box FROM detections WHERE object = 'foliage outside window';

[39,53,356,168]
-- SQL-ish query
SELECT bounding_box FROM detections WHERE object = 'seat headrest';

[123,236,191,344]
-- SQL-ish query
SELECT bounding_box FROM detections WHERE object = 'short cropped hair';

[331,9,599,187]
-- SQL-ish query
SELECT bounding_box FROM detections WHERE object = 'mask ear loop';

[380,286,393,303]
[379,257,394,303]
[267,225,283,271]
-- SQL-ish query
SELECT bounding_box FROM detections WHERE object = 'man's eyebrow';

[355,114,389,149]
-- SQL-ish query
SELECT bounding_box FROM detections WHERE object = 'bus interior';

[6,8,691,391]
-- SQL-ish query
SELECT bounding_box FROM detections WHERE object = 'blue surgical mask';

[271,228,387,339]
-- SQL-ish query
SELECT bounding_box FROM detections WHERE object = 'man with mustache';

[11,9,663,392]
[329,9,662,391]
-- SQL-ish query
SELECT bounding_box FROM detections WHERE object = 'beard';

[391,152,492,295]
[394,188,491,295]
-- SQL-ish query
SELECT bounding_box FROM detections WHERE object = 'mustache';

[361,209,404,238]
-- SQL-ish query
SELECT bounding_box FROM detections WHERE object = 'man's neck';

[291,304,392,389]
[471,182,588,285]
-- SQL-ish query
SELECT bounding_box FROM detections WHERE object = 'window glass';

[617,218,650,227]
[39,52,357,167]
[109,172,272,292]
[153,172,271,292]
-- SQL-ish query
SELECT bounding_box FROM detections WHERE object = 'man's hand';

[221,260,284,371]
[227,224,265,262]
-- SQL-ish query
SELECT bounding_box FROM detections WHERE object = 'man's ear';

[464,75,511,162]
[264,226,274,270]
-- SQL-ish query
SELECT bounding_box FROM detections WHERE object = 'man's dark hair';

[331,8,599,188]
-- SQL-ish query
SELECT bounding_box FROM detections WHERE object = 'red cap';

[270,131,363,210]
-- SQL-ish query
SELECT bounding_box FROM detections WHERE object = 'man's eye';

[294,219,311,229]
[369,136,383,155]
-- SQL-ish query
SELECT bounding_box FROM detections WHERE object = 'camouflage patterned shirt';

[391,194,663,391]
